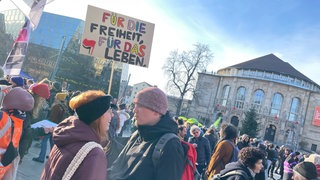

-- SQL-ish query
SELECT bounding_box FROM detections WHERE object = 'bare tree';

[163,43,213,115]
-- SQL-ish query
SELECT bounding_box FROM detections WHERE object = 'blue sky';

[1,0,320,91]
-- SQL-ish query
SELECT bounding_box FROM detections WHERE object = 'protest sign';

[80,5,155,68]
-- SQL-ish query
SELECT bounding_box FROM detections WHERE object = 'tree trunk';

[175,98,183,115]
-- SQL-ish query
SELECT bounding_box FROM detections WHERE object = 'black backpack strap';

[152,133,179,167]
[220,170,249,179]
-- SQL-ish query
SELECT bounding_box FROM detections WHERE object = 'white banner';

[10,0,48,29]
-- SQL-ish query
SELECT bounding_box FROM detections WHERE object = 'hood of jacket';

[52,116,100,147]
[137,111,178,141]
[220,160,253,178]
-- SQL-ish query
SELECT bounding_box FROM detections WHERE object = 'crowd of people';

[0,67,319,180]
[175,118,320,180]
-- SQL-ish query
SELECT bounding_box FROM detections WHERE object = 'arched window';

[252,89,265,112]
[270,93,283,116]
[235,87,246,109]
[220,85,230,106]
[288,97,300,121]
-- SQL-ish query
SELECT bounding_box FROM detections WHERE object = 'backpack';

[211,170,249,180]
[225,140,239,163]
[152,133,198,180]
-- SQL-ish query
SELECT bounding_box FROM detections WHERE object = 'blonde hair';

[190,125,201,136]
[69,90,108,141]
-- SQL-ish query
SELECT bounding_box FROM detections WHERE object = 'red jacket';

[181,141,197,180]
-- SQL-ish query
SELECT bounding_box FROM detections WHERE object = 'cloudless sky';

[1,0,320,92]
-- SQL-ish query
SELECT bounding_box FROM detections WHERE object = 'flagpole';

[108,60,115,95]
[50,36,66,81]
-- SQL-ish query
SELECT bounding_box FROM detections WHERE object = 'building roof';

[222,54,314,84]
[133,81,153,87]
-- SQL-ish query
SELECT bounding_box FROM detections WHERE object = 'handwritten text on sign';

[80,5,155,68]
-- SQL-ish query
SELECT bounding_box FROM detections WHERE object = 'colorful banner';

[312,106,320,126]
[80,5,155,68]
[3,20,31,75]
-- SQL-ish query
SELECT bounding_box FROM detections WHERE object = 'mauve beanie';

[134,87,168,115]
[2,87,34,111]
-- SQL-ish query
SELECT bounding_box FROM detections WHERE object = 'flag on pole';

[10,0,48,29]
[213,117,221,129]
[3,20,31,75]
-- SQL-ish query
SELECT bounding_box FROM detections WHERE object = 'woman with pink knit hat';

[29,83,50,123]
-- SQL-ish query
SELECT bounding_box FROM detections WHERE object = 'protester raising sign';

[80,5,155,68]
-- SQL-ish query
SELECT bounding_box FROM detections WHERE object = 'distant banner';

[312,106,320,126]
[80,5,155,68]
[10,0,48,29]
[3,20,31,75]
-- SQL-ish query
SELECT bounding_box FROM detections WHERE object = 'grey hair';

[190,125,201,136]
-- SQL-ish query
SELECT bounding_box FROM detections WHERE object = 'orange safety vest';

[0,111,23,178]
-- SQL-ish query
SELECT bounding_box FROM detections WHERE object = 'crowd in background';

[174,116,320,180]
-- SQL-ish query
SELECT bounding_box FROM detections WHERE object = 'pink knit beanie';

[134,87,168,115]
[31,83,50,99]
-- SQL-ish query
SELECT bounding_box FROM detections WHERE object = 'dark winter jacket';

[266,148,278,162]
[189,136,211,165]
[236,140,250,150]
[204,133,218,153]
[41,116,106,180]
[48,102,70,124]
[219,160,254,180]
[107,112,184,180]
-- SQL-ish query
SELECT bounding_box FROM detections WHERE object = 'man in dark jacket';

[107,87,185,180]
[236,134,250,150]
[189,125,211,175]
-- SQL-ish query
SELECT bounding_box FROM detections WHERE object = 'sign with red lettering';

[80,5,155,68]
[312,106,320,126]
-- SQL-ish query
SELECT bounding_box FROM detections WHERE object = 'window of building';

[270,93,283,116]
[220,85,230,106]
[311,144,317,152]
[235,86,246,109]
[288,97,300,121]
[252,89,264,112]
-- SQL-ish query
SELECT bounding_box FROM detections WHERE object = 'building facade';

[125,82,152,105]
[188,54,320,152]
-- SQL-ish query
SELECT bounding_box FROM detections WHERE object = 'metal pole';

[50,36,66,81]
[108,60,115,95]
[120,73,131,100]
